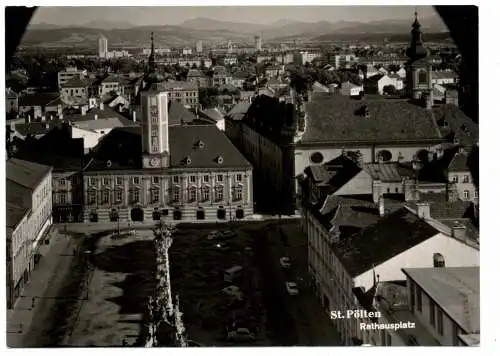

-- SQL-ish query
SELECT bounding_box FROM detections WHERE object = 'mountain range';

[23,16,450,48]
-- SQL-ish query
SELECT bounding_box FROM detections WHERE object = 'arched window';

[201,186,210,201]
[418,70,427,85]
[189,186,197,202]
[377,150,393,162]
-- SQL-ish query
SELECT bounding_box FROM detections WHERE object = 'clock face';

[150,158,160,167]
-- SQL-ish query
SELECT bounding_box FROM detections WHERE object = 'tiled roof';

[61,76,88,88]
[7,201,30,230]
[187,69,203,78]
[14,120,61,137]
[405,200,474,221]
[334,208,439,277]
[432,104,478,146]
[168,101,197,125]
[402,267,479,333]
[201,108,224,122]
[18,93,60,107]
[362,162,414,182]
[101,75,123,84]
[85,125,251,171]
[302,96,443,144]
[432,70,459,80]
[6,158,52,190]
[64,106,133,126]
[448,152,470,172]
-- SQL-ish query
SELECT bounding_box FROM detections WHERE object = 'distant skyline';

[30,6,440,27]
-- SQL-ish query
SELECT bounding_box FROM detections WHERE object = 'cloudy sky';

[31,5,439,26]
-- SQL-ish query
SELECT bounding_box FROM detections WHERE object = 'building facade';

[98,36,108,58]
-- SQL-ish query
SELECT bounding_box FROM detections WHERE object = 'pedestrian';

[31,297,35,308]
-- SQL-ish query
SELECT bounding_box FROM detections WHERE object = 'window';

[59,193,67,205]
[133,177,140,185]
[173,176,179,184]
[452,175,458,183]
[418,70,427,84]
[215,185,224,202]
[234,185,243,201]
[429,300,436,326]
[437,309,444,335]
[217,174,223,182]
[190,175,196,183]
[474,191,479,198]
[103,178,110,186]
[310,152,324,164]
[152,176,160,184]
[59,179,66,186]
[202,186,210,201]
[172,186,180,202]
[88,190,96,205]
[130,189,140,203]
[116,177,123,185]
[102,190,110,204]
[151,128,158,137]
[464,190,470,200]
[90,177,97,186]
[189,186,197,202]
[236,174,242,182]
[115,190,122,203]
[463,175,469,183]
[387,187,391,193]
[151,188,159,203]
[203,175,209,183]
[151,137,159,152]
[416,287,422,312]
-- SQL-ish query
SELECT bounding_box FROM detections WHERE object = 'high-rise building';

[196,40,203,53]
[98,36,108,58]
[255,36,262,51]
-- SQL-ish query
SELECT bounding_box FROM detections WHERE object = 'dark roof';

[14,120,61,137]
[305,155,362,190]
[168,101,197,125]
[334,207,439,277]
[162,81,198,91]
[7,201,30,230]
[61,76,88,88]
[226,102,251,120]
[302,96,443,144]
[362,162,415,182]
[448,152,470,172]
[18,93,60,107]
[6,158,52,190]
[432,104,478,146]
[85,125,251,171]
[405,200,474,221]
[101,75,123,84]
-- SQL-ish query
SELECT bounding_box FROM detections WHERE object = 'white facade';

[448,170,479,204]
[98,36,108,58]
[70,126,106,153]
[58,67,87,87]
[377,75,404,95]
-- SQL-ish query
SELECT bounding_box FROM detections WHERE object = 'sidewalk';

[7,227,77,348]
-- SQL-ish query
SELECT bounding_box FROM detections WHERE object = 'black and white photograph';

[4,3,482,349]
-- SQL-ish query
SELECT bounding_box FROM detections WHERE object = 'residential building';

[432,70,459,85]
[376,74,405,95]
[6,158,53,309]
[447,151,478,204]
[105,50,130,59]
[211,66,232,86]
[199,107,225,131]
[294,51,321,66]
[161,81,199,108]
[340,81,364,96]
[60,76,90,106]
[98,36,108,58]
[58,66,88,87]
[182,47,193,55]
[18,93,63,120]
[255,36,262,51]
[98,75,125,97]
[196,40,203,53]
[333,54,358,69]
[186,69,210,88]
[223,55,238,66]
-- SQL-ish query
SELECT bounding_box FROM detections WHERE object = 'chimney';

[99,102,104,110]
[94,114,98,120]
[378,195,385,216]
[27,114,31,123]
[433,253,445,267]
[451,223,467,241]
[81,106,87,116]
[416,202,431,219]
[132,111,136,122]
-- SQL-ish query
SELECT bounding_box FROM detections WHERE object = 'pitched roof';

[432,104,478,146]
[101,74,123,84]
[362,162,415,182]
[7,201,30,230]
[162,81,198,91]
[61,76,88,88]
[402,267,479,333]
[302,96,443,144]
[448,152,470,172]
[18,93,61,107]
[187,69,203,78]
[334,208,439,277]
[6,158,52,190]
[201,108,224,122]
[85,125,251,171]
[14,120,61,136]
[168,101,197,125]
[64,106,133,126]
[432,70,459,80]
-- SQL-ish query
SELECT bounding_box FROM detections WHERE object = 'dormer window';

[186,156,192,165]
[364,109,370,118]
[106,160,112,168]
[216,155,224,164]
[194,140,204,149]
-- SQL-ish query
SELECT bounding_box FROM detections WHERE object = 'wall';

[354,233,480,291]
[448,171,479,204]
[333,170,373,196]
[70,126,104,152]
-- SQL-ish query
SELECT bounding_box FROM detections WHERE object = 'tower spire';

[148,32,156,71]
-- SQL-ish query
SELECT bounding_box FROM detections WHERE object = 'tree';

[383,84,397,95]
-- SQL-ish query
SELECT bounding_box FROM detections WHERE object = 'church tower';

[141,32,170,169]
[406,11,433,108]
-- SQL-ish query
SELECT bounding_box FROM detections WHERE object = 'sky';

[30,5,438,26]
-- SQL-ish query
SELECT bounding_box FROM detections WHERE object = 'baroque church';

[81,33,254,223]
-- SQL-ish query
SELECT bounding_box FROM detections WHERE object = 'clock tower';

[141,32,170,169]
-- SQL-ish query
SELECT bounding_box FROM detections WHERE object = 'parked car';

[285,282,299,295]
[227,328,256,342]
[280,257,292,268]
[208,230,220,240]
[221,230,236,238]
